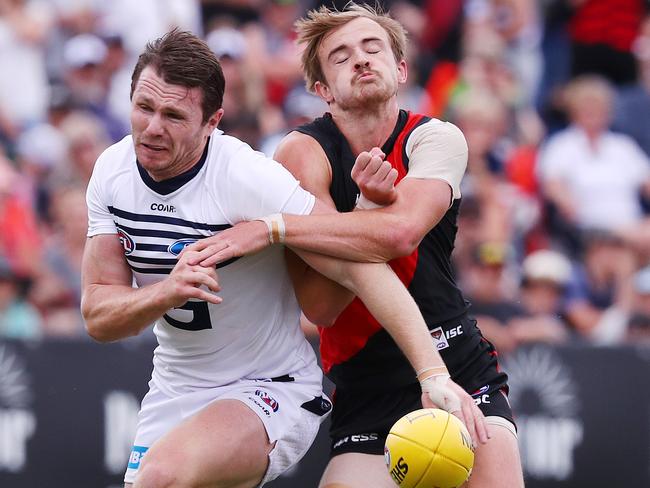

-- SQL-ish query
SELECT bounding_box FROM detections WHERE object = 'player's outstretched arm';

[81,234,221,342]
[293,249,488,447]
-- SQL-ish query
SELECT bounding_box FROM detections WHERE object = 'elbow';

[81,299,115,343]
[385,220,421,258]
[83,313,116,343]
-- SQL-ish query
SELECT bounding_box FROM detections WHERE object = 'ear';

[206,108,224,132]
[314,81,333,104]
[397,59,407,85]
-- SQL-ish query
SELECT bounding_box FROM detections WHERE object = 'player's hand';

[165,249,222,306]
[420,375,489,447]
[351,147,398,206]
[185,220,269,268]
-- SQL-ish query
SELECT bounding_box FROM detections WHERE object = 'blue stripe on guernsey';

[108,205,230,231]
[127,256,241,274]
[136,243,170,252]
[128,445,148,470]
[115,223,207,240]
[126,255,179,265]
[129,265,175,275]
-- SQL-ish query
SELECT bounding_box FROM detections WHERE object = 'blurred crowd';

[0,0,649,352]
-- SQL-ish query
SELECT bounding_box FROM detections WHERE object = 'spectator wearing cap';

[511,249,571,345]
[62,33,126,141]
[466,244,570,354]
[465,242,522,354]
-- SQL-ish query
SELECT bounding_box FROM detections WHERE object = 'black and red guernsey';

[296,109,480,391]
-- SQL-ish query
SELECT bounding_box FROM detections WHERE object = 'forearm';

[81,281,172,342]
[283,208,411,262]
[297,250,445,373]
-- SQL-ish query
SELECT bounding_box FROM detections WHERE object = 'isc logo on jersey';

[117,229,135,255]
[168,238,198,256]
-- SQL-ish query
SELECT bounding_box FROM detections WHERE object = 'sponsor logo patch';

[472,385,490,396]
[117,229,135,255]
[429,326,450,350]
[254,390,279,412]
[168,238,198,256]
[332,433,379,450]
[127,445,148,470]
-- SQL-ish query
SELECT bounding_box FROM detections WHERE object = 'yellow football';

[384,408,474,488]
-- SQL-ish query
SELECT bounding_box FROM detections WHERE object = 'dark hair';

[130,29,225,124]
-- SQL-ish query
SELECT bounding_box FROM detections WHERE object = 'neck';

[330,98,400,155]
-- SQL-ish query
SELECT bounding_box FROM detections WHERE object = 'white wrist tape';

[355,194,384,210]
[256,213,285,244]
[420,373,462,413]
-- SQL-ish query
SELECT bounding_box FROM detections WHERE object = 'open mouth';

[142,143,166,152]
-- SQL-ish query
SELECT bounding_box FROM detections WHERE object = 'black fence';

[0,338,648,487]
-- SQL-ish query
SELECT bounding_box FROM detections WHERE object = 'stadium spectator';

[568,0,645,85]
[626,264,650,343]
[463,241,522,354]
[513,249,571,345]
[0,257,42,340]
[465,244,570,354]
[0,152,43,280]
[564,230,638,344]
[0,0,53,134]
[29,185,87,337]
[537,74,650,255]
[614,15,650,157]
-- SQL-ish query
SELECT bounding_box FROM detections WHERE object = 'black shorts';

[329,317,514,457]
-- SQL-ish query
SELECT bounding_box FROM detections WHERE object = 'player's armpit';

[285,248,354,327]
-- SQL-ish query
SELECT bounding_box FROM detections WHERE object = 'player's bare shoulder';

[274,130,332,193]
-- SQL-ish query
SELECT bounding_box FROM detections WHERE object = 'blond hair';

[295,2,407,92]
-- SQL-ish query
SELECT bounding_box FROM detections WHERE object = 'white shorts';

[124,366,331,486]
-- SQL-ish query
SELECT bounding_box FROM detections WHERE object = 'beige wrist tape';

[416,365,449,382]
[420,373,461,413]
[257,213,285,244]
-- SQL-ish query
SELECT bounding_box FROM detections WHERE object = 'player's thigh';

[135,399,271,488]
[463,418,524,488]
[319,453,396,488]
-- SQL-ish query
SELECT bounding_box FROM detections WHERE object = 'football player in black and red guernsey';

[189,3,523,488]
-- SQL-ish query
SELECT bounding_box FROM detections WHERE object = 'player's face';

[315,17,407,111]
[130,66,223,181]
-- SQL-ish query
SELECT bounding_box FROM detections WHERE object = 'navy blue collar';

[137,137,210,195]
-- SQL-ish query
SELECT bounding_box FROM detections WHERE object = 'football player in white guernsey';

[81,30,483,488]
